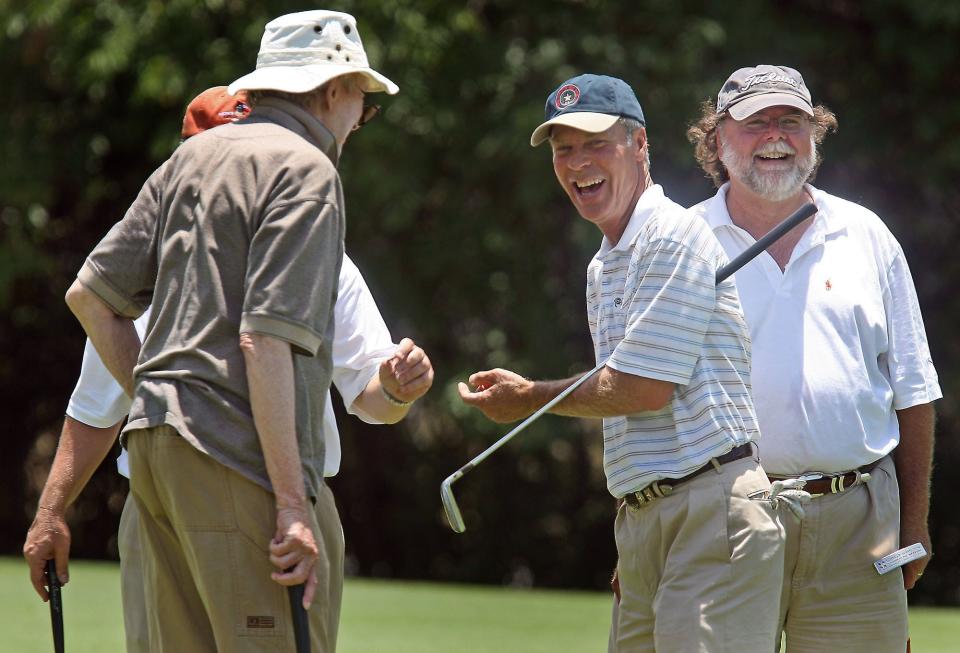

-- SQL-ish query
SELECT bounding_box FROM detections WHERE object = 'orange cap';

[181,86,251,139]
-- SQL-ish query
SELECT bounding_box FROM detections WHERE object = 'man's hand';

[268,505,320,609]
[457,368,538,423]
[899,520,932,590]
[23,507,71,601]
[379,338,434,404]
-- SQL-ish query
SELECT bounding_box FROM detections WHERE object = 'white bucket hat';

[228,10,398,96]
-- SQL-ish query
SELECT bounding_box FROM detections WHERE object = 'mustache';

[753,141,797,157]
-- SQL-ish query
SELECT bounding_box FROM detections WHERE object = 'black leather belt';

[767,459,881,497]
[622,443,754,509]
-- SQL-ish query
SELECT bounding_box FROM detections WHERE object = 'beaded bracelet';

[381,385,413,407]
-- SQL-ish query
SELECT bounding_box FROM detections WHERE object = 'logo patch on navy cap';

[555,84,581,109]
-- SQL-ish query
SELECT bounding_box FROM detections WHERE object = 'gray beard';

[720,137,816,201]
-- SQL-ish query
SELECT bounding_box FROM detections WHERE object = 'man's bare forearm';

[894,402,936,589]
[240,332,307,509]
[37,417,122,513]
[65,280,140,396]
[543,367,674,417]
[894,403,935,533]
[459,366,675,423]
[352,374,410,424]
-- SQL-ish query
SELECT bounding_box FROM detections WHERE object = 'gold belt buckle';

[627,481,674,511]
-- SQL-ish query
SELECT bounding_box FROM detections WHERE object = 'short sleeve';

[240,197,342,356]
[882,248,942,409]
[608,239,716,385]
[77,166,165,318]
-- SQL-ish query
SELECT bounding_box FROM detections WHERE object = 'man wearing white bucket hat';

[63,10,397,651]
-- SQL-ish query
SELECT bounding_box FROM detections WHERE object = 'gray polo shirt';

[77,97,345,498]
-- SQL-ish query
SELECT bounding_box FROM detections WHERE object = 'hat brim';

[228,63,399,96]
[727,93,813,120]
[530,112,620,147]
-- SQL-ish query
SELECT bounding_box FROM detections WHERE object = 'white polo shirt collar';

[706,183,846,267]
[596,184,667,259]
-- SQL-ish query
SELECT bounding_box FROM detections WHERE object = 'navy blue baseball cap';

[530,74,645,147]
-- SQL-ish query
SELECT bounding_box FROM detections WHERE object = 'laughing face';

[549,122,647,240]
[718,106,816,202]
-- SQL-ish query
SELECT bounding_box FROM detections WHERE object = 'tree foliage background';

[2,0,958,604]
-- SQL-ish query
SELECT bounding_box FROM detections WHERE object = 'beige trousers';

[777,455,908,652]
[127,425,344,652]
[119,492,148,653]
[610,456,785,653]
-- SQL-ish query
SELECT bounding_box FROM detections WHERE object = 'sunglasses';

[354,104,381,130]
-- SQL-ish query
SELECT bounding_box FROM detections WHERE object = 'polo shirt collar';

[706,182,845,243]
[598,184,666,257]
[251,97,339,166]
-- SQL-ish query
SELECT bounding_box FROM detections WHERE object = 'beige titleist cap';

[716,65,812,120]
[228,10,398,96]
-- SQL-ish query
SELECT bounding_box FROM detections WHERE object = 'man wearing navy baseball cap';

[461,74,787,651]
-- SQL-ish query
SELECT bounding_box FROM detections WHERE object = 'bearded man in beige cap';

[62,10,397,651]
[688,65,941,651]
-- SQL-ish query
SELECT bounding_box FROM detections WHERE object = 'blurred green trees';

[3,0,958,603]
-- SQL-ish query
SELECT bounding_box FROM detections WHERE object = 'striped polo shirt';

[586,184,758,498]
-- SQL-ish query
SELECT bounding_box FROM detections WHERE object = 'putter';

[287,583,310,653]
[45,559,64,653]
[442,202,818,532]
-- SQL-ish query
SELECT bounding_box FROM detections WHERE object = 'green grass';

[2,557,958,652]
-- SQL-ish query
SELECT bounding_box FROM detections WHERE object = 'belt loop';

[710,457,723,474]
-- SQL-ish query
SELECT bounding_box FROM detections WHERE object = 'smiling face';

[550,121,648,241]
[717,105,816,202]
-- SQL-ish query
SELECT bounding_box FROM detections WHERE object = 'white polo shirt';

[66,254,396,478]
[691,184,941,475]
[587,185,758,498]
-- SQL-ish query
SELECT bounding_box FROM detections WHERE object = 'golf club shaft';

[45,559,64,653]
[715,202,817,284]
[287,583,310,653]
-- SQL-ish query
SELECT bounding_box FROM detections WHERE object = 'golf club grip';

[715,202,817,284]
[45,559,64,653]
[287,583,311,653]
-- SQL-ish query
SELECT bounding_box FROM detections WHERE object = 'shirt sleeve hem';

[240,313,323,356]
[77,262,144,318]
[64,405,126,429]
[892,388,943,411]
[606,357,691,385]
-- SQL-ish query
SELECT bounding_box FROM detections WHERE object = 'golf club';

[442,202,818,533]
[288,583,311,653]
[45,559,64,653]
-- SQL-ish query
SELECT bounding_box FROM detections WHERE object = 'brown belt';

[767,459,881,497]
[623,443,754,509]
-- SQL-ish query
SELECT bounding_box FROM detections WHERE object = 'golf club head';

[440,475,466,533]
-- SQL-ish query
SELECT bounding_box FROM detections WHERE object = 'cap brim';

[727,93,813,120]
[530,112,620,147]
[228,64,399,96]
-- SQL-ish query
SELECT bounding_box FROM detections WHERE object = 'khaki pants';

[777,455,907,652]
[610,457,785,653]
[127,425,344,652]
[119,493,148,653]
